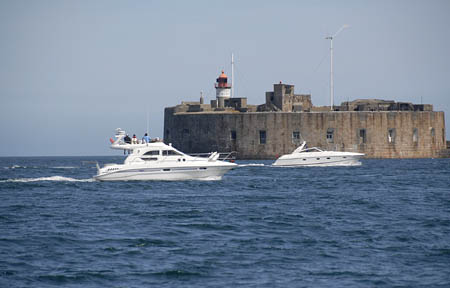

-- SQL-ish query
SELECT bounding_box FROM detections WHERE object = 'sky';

[1,0,449,156]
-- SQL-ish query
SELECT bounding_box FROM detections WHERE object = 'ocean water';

[1,156,449,287]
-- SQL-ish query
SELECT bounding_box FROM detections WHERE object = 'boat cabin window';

[141,157,158,161]
[162,150,181,156]
[144,150,160,156]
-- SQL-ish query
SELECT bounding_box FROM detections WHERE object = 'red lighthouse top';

[219,70,227,79]
[216,70,230,88]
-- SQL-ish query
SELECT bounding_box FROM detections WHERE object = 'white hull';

[273,141,364,167]
[95,128,237,181]
[273,155,362,167]
[94,165,234,181]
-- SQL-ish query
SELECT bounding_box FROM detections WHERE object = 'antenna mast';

[231,53,234,98]
[325,25,349,111]
[146,107,149,135]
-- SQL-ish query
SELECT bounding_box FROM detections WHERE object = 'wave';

[238,163,266,167]
[4,165,79,169]
[4,165,39,169]
[50,166,79,169]
[198,176,222,181]
[0,176,94,183]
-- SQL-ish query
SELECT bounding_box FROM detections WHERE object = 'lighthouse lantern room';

[215,70,231,108]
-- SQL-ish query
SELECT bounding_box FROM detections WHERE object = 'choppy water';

[1,156,449,287]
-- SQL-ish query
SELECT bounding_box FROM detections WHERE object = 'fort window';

[326,128,334,143]
[359,129,367,144]
[388,129,396,143]
[431,128,435,143]
[230,130,237,141]
[413,128,418,143]
[259,130,266,144]
[292,131,300,143]
[183,128,190,134]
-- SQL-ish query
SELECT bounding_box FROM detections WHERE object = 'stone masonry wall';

[164,109,446,159]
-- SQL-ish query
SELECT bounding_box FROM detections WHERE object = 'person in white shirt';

[131,134,138,144]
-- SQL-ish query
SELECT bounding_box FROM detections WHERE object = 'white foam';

[51,166,79,169]
[0,176,95,183]
[5,165,40,169]
[8,165,28,169]
[198,176,222,181]
[238,163,266,167]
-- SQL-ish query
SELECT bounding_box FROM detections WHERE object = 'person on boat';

[131,134,138,144]
[124,134,131,144]
[142,133,151,143]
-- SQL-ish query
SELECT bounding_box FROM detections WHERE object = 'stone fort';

[164,72,448,159]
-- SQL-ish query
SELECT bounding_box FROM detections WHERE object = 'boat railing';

[189,151,237,161]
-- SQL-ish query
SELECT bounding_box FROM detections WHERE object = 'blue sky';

[1,0,449,156]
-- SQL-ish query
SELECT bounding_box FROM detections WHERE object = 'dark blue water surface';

[1,157,449,287]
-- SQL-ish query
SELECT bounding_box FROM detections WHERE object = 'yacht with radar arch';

[94,129,237,181]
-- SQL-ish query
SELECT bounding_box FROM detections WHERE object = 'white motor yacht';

[94,129,237,181]
[273,141,364,167]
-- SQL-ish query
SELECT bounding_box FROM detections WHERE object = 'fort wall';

[164,110,446,159]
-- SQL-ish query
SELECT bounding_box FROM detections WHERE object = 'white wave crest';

[5,165,41,169]
[238,163,266,167]
[50,166,79,169]
[198,176,222,181]
[1,176,94,183]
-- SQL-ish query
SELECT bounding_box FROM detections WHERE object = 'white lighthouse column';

[215,70,231,109]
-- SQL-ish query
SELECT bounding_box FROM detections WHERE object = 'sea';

[1,156,449,287]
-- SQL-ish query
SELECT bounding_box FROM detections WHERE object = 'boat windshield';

[162,150,182,156]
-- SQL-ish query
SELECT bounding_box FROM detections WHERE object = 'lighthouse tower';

[215,70,231,108]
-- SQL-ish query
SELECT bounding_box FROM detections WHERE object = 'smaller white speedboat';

[94,129,237,181]
[273,141,364,167]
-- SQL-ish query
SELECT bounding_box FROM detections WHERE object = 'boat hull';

[94,165,235,181]
[273,154,363,167]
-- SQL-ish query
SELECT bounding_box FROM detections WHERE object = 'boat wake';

[50,166,79,169]
[0,176,95,183]
[198,176,223,181]
[4,165,78,170]
[238,163,266,167]
[4,165,39,169]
